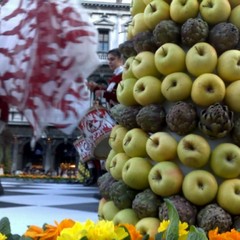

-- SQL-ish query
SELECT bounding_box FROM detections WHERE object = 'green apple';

[132,51,161,79]
[217,179,240,215]
[186,42,218,77]
[210,143,240,179]
[224,80,240,113]
[116,78,138,106]
[170,0,199,24]
[109,152,130,180]
[143,0,170,30]
[182,170,218,206]
[135,217,161,239]
[154,43,186,75]
[98,197,107,220]
[105,149,117,172]
[109,126,128,153]
[122,128,149,157]
[131,13,151,37]
[122,157,152,190]
[177,134,211,168]
[228,0,240,8]
[102,200,120,221]
[191,73,226,107]
[148,161,184,197]
[130,0,146,16]
[133,76,165,106]
[229,5,240,30]
[217,50,240,82]
[199,0,231,25]
[161,72,193,101]
[113,208,139,225]
[122,56,136,80]
[146,132,178,162]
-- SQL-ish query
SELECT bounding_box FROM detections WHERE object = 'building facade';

[2,0,131,174]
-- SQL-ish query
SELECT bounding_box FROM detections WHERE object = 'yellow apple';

[143,0,170,30]
[185,42,218,77]
[177,133,211,168]
[105,149,117,172]
[217,179,240,215]
[191,73,226,107]
[98,197,107,220]
[217,50,240,82]
[199,0,231,25]
[133,76,165,106]
[131,13,151,37]
[161,72,193,101]
[148,161,184,197]
[170,0,199,24]
[122,128,149,157]
[102,200,120,221]
[229,5,240,30]
[122,56,136,80]
[135,217,161,239]
[109,152,130,180]
[116,78,138,106]
[127,23,134,40]
[210,143,240,179]
[224,80,240,112]
[146,132,178,162]
[122,157,153,190]
[113,208,139,225]
[182,170,218,206]
[154,43,186,75]
[132,51,161,78]
[109,126,128,153]
[130,0,146,16]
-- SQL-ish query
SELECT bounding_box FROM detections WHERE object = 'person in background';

[88,48,124,107]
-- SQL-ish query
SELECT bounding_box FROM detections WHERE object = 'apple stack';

[98,0,240,237]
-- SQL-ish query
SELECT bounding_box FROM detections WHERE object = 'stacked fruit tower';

[97,0,240,238]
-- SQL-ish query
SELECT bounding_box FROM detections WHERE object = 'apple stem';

[149,3,156,12]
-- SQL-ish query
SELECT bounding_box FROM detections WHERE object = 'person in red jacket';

[88,48,123,107]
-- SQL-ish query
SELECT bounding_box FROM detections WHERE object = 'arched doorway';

[22,142,44,173]
[55,141,78,170]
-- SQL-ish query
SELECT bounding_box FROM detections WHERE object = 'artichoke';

[159,195,198,225]
[197,203,233,233]
[136,104,166,133]
[209,22,239,54]
[110,104,142,130]
[199,103,234,139]
[153,20,180,47]
[132,188,162,219]
[166,101,198,135]
[133,31,158,53]
[119,39,137,59]
[233,216,240,230]
[97,172,117,200]
[181,18,209,47]
[231,113,240,146]
[109,180,139,210]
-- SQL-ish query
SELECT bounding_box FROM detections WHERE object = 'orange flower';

[208,227,240,240]
[118,223,143,240]
[24,219,75,240]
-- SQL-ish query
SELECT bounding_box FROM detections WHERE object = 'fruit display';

[97,0,240,237]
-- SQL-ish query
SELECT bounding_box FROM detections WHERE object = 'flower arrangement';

[0,200,240,240]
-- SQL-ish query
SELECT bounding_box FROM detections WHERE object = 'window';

[98,29,109,52]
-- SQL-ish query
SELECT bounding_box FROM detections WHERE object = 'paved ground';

[0,179,100,235]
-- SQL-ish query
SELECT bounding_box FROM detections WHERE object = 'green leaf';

[164,198,179,240]
[80,237,88,240]
[142,234,150,240]
[155,232,164,240]
[187,225,208,240]
[7,234,22,240]
[0,217,11,235]
[19,236,32,240]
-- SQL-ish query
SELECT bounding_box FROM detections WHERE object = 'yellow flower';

[158,220,170,233]
[158,220,189,240]
[0,233,7,240]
